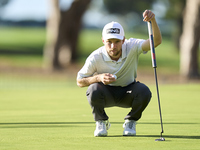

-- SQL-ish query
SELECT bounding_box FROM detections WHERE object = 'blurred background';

[0,0,199,88]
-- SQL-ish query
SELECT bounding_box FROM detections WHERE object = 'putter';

[147,21,165,141]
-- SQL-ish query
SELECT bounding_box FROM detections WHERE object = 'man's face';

[102,38,125,61]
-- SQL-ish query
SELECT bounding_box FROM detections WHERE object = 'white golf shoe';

[123,119,136,136]
[94,120,110,137]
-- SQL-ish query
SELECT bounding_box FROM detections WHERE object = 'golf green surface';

[0,78,200,150]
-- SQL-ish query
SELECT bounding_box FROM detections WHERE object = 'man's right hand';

[98,73,116,85]
[77,73,116,87]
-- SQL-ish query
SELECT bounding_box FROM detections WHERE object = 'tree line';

[1,0,200,79]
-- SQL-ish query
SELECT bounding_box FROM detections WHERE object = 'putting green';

[0,80,199,150]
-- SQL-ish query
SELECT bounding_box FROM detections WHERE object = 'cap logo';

[106,28,120,34]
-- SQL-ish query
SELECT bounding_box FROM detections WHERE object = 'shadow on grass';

[85,134,200,140]
[0,121,199,127]
[108,135,200,140]
[137,135,200,140]
[0,121,199,131]
[0,122,199,140]
[0,122,94,128]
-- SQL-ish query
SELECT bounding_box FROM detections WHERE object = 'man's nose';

[111,43,116,48]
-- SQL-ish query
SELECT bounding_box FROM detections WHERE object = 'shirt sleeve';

[77,56,97,80]
[136,39,147,55]
[126,38,147,55]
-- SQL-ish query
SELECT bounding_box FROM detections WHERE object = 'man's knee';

[86,83,104,106]
[145,87,152,101]
[140,85,152,103]
[135,83,152,103]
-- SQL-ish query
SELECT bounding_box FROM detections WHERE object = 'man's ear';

[102,37,105,44]
[122,37,125,44]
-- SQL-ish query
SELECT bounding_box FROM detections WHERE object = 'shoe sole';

[94,133,108,137]
[95,135,107,137]
[123,132,136,136]
[123,134,136,136]
[94,131,108,137]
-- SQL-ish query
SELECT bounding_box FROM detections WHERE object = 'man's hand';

[141,10,162,51]
[99,73,116,85]
[77,73,116,87]
[143,10,155,22]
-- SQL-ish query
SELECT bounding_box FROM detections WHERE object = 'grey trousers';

[86,81,152,121]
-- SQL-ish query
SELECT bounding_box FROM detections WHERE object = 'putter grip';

[147,21,157,68]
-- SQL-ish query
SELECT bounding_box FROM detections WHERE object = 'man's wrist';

[96,75,101,83]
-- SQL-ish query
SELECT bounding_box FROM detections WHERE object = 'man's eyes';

[107,40,120,44]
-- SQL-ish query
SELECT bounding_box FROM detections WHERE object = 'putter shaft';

[153,68,164,136]
[147,21,164,140]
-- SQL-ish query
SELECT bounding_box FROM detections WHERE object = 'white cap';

[102,21,124,40]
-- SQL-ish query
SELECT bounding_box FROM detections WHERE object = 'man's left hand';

[143,10,155,22]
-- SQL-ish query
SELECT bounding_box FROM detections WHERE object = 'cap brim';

[103,35,124,40]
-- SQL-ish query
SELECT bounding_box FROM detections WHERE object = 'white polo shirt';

[77,38,147,87]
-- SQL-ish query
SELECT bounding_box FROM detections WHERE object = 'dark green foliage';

[103,0,154,15]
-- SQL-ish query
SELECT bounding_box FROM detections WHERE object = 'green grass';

[1,27,198,74]
[0,27,45,52]
[0,78,200,150]
[0,27,199,74]
[0,55,43,67]
[0,25,199,150]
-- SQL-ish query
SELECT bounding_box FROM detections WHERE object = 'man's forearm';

[77,75,100,87]
[151,18,162,47]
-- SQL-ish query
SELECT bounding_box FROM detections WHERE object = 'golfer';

[77,10,162,137]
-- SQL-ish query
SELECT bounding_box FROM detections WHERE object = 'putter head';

[155,137,165,141]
